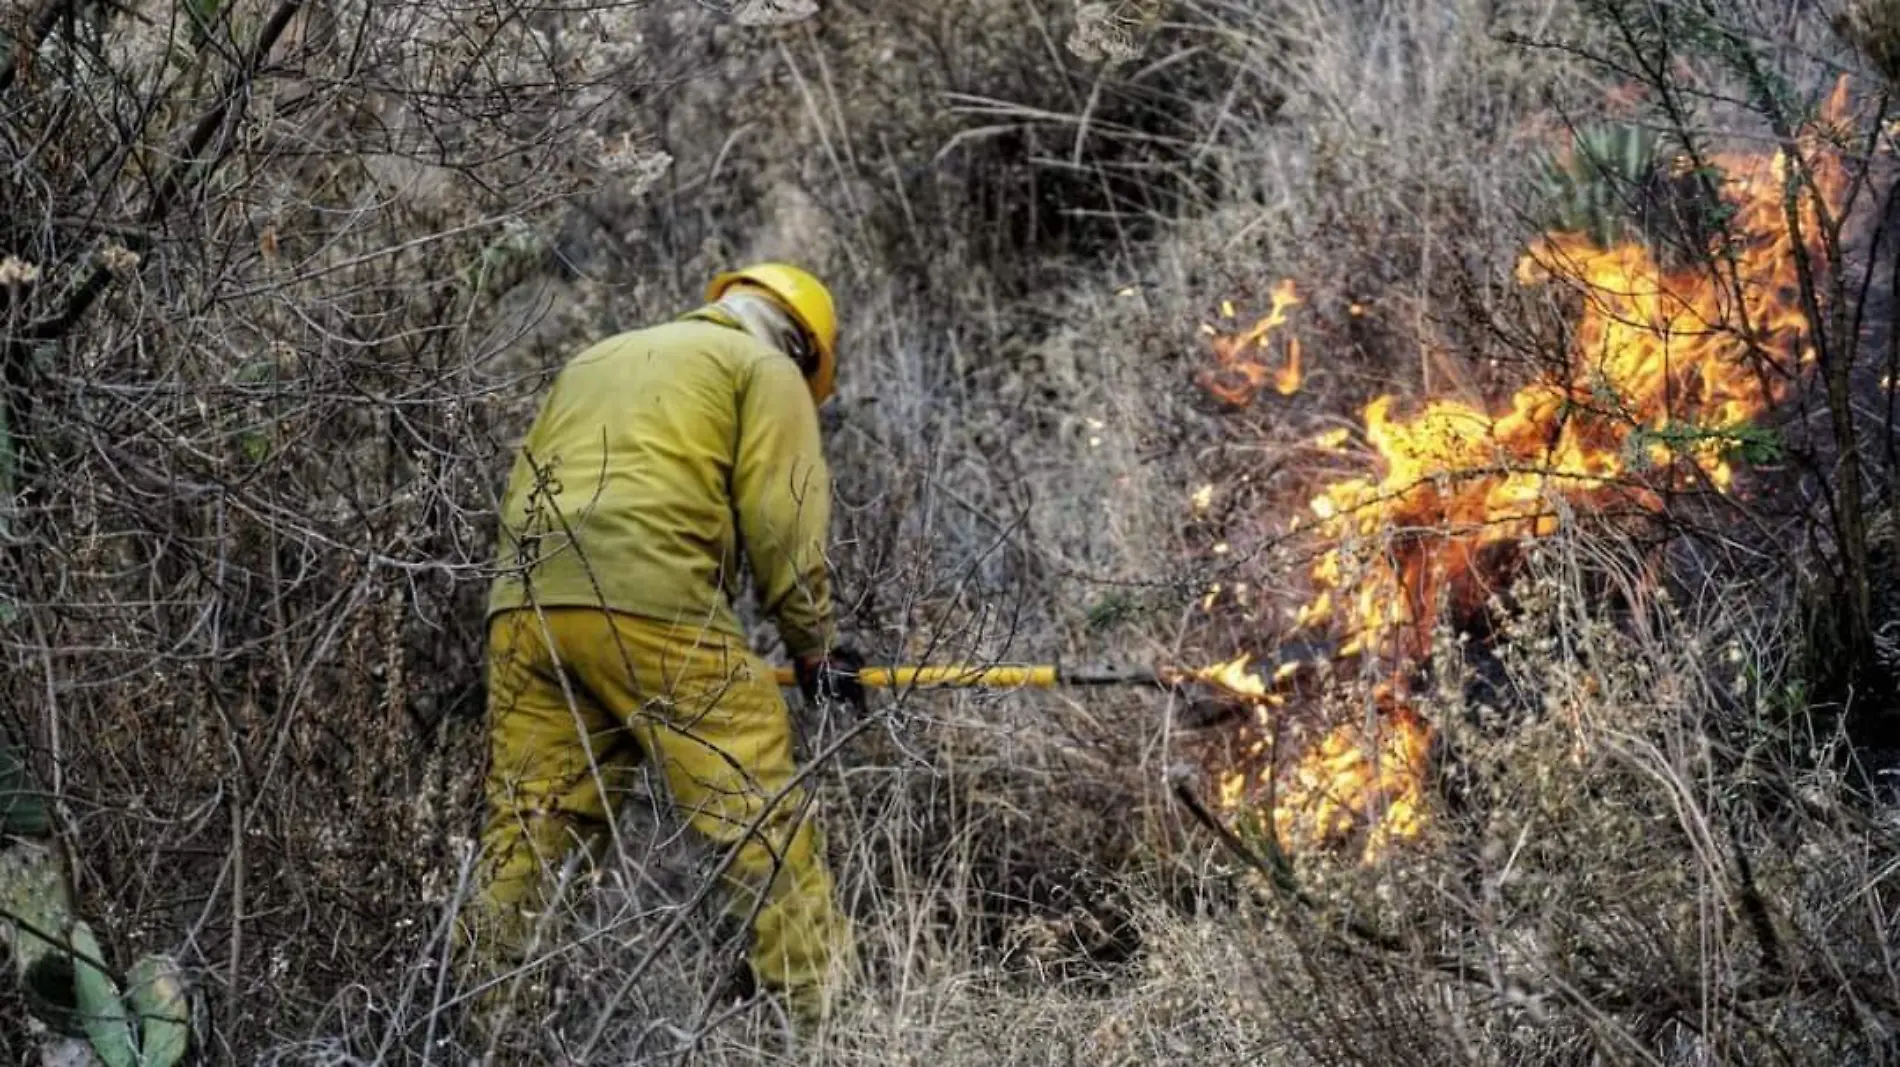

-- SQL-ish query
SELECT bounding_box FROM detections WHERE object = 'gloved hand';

[795,645,867,714]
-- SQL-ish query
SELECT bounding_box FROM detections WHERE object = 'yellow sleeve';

[732,353,835,658]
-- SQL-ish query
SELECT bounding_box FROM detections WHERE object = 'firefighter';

[462,263,861,1024]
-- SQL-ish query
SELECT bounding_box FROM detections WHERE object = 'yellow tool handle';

[772,664,1062,689]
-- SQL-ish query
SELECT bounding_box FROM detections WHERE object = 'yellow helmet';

[706,263,839,404]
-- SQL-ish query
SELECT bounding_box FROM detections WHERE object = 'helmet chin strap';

[717,289,817,377]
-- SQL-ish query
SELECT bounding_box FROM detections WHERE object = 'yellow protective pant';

[461,607,852,1019]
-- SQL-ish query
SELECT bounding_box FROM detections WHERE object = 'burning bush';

[1188,80,1863,865]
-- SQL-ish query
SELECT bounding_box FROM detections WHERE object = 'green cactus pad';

[127,954,190,1066]
[68,920,138,1067]
[1,838,82,1034]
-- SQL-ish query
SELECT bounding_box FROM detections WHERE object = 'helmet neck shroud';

[714,288,820,380]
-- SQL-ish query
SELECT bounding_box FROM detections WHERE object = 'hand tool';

[770,641,1336,696]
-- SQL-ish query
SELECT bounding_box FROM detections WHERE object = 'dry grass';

[4,0,1897,1063]
[258,532,1900,1066]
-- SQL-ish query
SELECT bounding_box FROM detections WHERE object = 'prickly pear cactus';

[15,923,189,1067]
[126,955,191,1066]
[0,833,77,1023]
[0,738,191,1066]
[67,921,138,1067]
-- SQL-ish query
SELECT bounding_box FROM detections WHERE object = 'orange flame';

[1199,280,1304,405]
[1190,654,1273,700]
[1299,84,1851,660]
[1198,80,1857,863]
[1211,694,1432,864]
[1274,705,1432,861]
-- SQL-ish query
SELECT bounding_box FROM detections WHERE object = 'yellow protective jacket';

[487,315,835,657]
